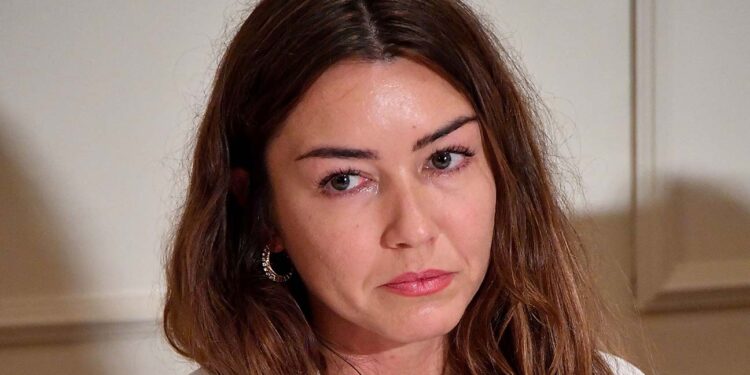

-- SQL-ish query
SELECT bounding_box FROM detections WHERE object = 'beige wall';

[1,1,747,374]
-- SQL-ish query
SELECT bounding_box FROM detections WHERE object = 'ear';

[230,167,249,206]
[259,222,286,254]
[268,234,286,254]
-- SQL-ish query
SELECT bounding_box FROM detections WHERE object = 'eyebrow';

[294,114,477,161]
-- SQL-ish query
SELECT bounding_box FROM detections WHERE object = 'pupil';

[433,152,451,169]
[331,175,349,190]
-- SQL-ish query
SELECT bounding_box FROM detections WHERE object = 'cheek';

[274,195,379,299]
[441,168,496,271]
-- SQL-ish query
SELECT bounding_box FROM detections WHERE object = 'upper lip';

[384,269,452,285]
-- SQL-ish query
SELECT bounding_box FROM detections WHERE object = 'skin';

[264,57,497,374]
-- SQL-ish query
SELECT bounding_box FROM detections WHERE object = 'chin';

[380,303,465,344]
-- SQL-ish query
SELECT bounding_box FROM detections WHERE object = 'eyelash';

[316,144,476,197]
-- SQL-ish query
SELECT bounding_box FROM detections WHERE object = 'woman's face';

[265,57,496,351]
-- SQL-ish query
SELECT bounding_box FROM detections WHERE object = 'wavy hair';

[163,0,617,374]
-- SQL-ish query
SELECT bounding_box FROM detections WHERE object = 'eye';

[425,145,475,175]
[317,167,369,196]
[316,145,476,197]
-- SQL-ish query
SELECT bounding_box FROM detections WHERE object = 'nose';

[380,178,439,250]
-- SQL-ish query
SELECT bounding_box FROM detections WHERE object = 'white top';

[600,352,646,375]
[188,352,644,375]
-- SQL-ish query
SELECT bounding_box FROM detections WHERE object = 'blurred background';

[1,0,748,374]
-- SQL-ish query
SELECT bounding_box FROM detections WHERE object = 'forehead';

[275,57,475,153]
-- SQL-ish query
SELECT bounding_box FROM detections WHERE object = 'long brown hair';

[163,0,617,374]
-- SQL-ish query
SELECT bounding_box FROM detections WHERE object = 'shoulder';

[600,351,646,375]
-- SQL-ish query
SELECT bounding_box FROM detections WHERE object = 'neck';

[310,299,447,375]
[321,335,446,375]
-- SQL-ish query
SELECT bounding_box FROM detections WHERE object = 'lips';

[382,269,455,297]
[385,269,452,285]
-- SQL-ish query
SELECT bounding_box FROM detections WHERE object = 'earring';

[262,244,293,282]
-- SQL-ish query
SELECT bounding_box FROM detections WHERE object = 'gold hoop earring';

[262,244,293,282]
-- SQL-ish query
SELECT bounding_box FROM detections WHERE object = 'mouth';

[382,269,456,297]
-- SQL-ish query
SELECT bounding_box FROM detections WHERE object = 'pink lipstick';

[382,269,455,297]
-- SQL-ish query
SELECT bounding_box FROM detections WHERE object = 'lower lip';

[383,273,455,297]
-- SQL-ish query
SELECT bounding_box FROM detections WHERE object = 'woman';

[163,0,645,374]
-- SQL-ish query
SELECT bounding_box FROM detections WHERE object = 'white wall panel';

[634,0,750,312]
